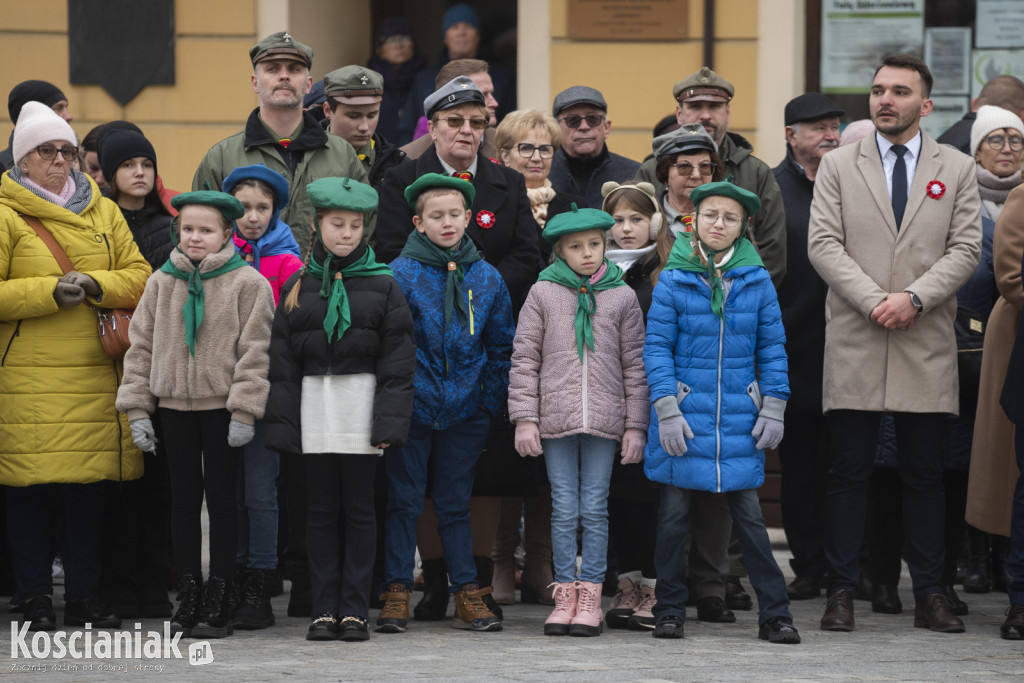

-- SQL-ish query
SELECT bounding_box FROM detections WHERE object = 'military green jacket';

[193,108,368,256]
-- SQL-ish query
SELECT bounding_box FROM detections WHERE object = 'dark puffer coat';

[120,199,174,270]
[264,243,416,455]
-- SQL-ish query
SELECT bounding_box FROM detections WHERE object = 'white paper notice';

[925,28,971,95]
[821,0,925,93]
[976,1,1024,49]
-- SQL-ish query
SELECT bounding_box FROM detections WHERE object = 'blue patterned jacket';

[390,255,514,430]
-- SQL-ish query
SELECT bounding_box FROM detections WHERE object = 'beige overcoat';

[808,132,982,414]
[966,184,1024,536]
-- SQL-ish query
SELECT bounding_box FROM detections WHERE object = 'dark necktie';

[891,144,908,229]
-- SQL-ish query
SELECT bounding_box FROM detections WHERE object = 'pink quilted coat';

[508,280,649,441]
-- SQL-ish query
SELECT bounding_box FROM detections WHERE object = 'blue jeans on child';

[653,486,792,625]
[543,433,617,584]
[384,410,491,590]
[236,419,280,571]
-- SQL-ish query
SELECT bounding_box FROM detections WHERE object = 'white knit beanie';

[971,104,1024,155]
[12,101,77,167]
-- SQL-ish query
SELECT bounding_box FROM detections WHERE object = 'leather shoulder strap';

[20,213,74,274]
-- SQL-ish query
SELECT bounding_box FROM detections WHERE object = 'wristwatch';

[908,291,923,313]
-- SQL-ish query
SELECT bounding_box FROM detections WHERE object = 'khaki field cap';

[250,31,313,69]
[324,66,384,105]
[673,67,734,103]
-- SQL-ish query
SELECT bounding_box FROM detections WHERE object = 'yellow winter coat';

[0,170,151,486]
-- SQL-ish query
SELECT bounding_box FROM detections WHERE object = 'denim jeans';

[236,419,280,570]
[384,411,490,590]
[1009,429,1024,605]
[543,433,617,584]
[653,486,791,625]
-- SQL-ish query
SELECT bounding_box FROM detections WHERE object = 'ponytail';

[282,248,314,314]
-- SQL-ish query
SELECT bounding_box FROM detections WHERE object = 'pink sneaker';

[570,581,604,636]
[605,571,643,629]
[544,582,577,636]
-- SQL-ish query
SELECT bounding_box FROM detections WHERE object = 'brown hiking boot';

[452,584,502,632]
[375,584,410,633]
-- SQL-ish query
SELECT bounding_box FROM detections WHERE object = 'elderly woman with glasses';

[372,76,541,624]
[495,109,584,263]
[968,105,1024,590]
[0,103,150,631]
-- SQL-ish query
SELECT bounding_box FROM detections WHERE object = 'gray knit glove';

[130,418,157,453]
[751,416,784,450]
[227,420,255,447]
[53,281,85,309]
[654,396,694,456]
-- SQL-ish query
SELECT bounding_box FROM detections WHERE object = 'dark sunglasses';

[559,114,605,129]
[438,115,488,130]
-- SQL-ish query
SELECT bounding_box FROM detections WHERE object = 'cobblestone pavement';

[3,536,1023,681]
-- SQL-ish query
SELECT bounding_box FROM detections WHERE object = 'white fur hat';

[971,104,1024,155]
[12,101,77,166]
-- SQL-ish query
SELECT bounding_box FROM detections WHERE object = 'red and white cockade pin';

[476,210,495,228]
[926,180,946,199]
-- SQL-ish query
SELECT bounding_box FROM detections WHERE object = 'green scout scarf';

[305,245,393,342]
[663,235,764,319]
[159,250,249,357]
[399,230,482,329]
[538,258,625,361]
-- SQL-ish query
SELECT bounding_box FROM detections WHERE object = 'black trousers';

[825,410,946,598]
[100,429,172,604]
[778,410,831,580]
[306,453,377,619]
[7,482,104,600]
[283,454,309,589]
[161,408,239,579]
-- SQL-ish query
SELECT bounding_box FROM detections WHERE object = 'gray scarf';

[976,163,1021,205]
[10,166,93,215]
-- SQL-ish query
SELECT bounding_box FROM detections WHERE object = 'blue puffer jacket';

[643,264,788,492]
[390,255,514,430]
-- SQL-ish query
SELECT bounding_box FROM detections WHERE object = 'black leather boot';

[963,527,992,593]
[413,558,450,621]
[234,569,275,630]
[190,576,234,639]
[473,555,503,621]
[169,574,203,637]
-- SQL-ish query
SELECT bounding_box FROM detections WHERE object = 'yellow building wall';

[548,0,762,165]
[0,0,374,192]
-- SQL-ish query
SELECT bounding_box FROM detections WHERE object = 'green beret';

[404,173,475,210]
[170,190,245,222]
[689,179,761,218]
[307,177,379,214]
[542,203,615,245]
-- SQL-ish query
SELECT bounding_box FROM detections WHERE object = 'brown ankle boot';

[452,584,502,632]
[491,497,522,605]
[521,492,555,605]
[375,584,410,633]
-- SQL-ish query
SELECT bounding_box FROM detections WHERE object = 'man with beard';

[634,67,786,287]
[193,31,366,255]
[771,93,843,602]
[808,54,981,634]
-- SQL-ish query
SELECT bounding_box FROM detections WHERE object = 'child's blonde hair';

[414,187,469,216]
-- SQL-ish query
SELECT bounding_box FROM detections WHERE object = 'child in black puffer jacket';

[264,177,415,642]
